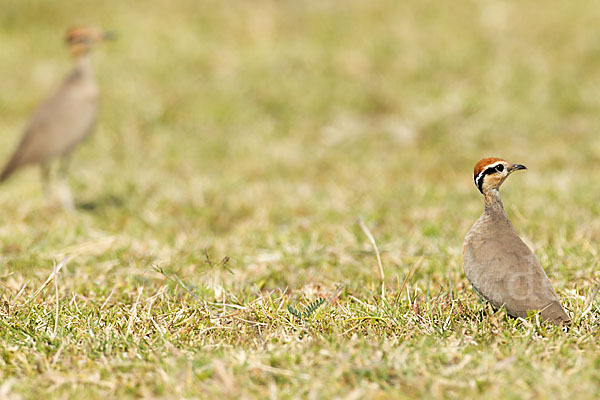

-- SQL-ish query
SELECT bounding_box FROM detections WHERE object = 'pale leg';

[40,163,52,197]
[56,157,74,210]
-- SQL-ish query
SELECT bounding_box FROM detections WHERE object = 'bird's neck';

[73,54,94,76]
[483,188,507,217]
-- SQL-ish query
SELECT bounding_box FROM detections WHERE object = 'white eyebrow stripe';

[474,161,504,189]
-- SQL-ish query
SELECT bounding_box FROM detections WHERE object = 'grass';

[1,0,599,398]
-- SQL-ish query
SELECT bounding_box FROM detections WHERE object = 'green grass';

[1,0,599,398]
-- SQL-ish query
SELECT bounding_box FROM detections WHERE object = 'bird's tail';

[0,158,18,182]
[541,301,571,326]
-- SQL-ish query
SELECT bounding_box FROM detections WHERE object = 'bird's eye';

[495,164,504,172]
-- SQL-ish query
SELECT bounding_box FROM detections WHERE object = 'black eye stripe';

[474,164,504,193]
[68,36,91,44]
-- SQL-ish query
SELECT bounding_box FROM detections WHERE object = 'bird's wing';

[464,226,568,322]
[1,73,97,181]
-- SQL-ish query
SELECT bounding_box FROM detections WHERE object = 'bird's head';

[65,26,115,57]
[473,157,527,194]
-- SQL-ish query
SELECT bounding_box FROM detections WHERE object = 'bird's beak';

[102,31,117,41]
[509,163,527,172]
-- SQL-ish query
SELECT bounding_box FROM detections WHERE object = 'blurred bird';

[462,157,570,326]
[0,26,114,209]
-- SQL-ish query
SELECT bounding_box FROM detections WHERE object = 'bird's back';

[1,67,98,181]
[463,209,570,324]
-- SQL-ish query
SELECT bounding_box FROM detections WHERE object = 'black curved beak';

[103,31,117,41]
[510,164,527,172]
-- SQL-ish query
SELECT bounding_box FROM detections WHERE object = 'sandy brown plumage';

[463,158,570,325]
[0,66,98,182]
[0,27,113,208]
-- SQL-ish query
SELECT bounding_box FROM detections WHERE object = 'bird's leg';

[56,157,74,210]
[40,163,52,197]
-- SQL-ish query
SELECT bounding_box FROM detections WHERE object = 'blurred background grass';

[0,0,599,398]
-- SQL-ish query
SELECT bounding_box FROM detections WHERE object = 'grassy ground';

[1,0,599,398]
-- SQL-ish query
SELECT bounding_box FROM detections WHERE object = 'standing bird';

[462,157,570,325]
[0,27,114,209]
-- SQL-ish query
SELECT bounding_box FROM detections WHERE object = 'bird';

[462,157,570,326]
[0,26,114,209]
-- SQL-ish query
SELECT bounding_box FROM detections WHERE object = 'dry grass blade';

[396,256,424,303]
[53,259,60,337]
[126,287,144,337]
[577,281,600,324]
[357,218,385,297]
[23,257,69,306]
